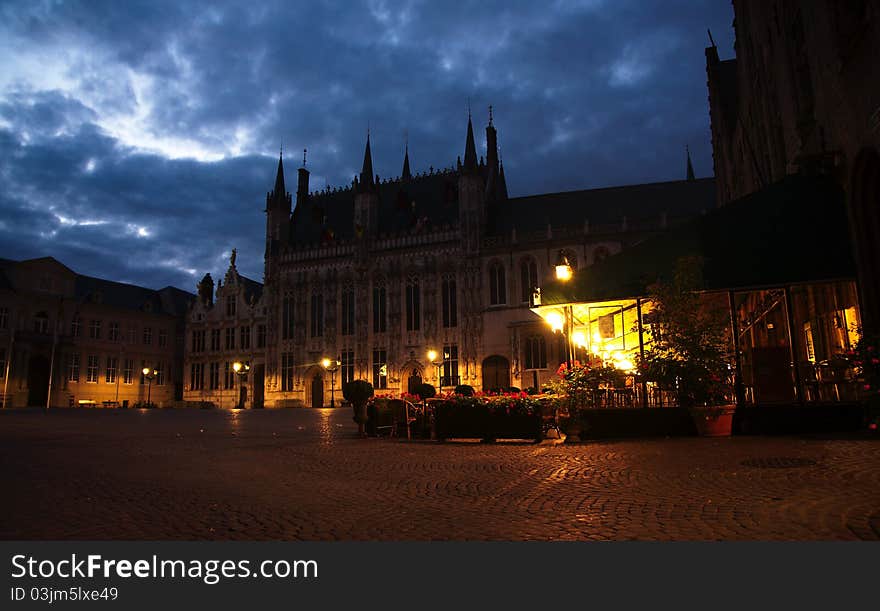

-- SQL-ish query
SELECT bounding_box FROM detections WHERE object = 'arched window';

[520,257,538,303]
[373,279,387,333]
[489,261,506,306]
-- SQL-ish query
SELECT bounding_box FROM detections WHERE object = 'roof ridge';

[509,176,715,201]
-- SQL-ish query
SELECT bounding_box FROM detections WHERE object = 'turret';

[458,112,486,253]
[265,150,292,271]
[354,133,380,240]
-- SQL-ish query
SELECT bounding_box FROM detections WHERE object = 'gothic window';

[524,336,548,370]
[441,275,457,328]
[282,295,294,340]
[211,329,220,351]
[209,362,220,390]
[281,353,294,392]
[341,350,355,385]
[224,362,234,390]
[373,284,387,333]
[405,276,420,332]
[441,345,459,387]
[489,261,506,305]
[341,287,355,336]
[190,363,204,390]
[257,324,267,348]
[520,258,538,303]
[240,326,251,349]
[225,327,235,350]
[372,349,388,389]
[226,294,236,317]
[310,293,324,338]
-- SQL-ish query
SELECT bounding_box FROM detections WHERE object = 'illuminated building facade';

[183,112,715,408]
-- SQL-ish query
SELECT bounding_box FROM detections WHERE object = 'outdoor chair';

[389,399,418,439]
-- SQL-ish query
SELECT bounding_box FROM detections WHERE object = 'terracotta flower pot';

[689,405,736,437]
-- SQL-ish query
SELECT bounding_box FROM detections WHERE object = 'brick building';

[0,257,193,408]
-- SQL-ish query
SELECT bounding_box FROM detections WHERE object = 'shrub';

[454,384,475,396]
[343,380,374,437]
[414,383,436,401]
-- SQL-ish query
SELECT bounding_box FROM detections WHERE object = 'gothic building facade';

[185,112,715,408]
[705,0,880,331]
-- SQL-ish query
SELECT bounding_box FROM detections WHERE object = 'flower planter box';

[434,401,542,442]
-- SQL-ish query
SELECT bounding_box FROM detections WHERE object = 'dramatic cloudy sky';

[0,0,735,293]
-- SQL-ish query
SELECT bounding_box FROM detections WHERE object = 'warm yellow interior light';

[546,311,564,332]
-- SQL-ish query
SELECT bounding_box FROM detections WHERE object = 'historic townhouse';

[186,111,715,408]
[0,257,192,408]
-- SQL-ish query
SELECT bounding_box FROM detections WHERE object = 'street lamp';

[428,349,443,395]
[141,366,157,407]
[322,357,340,407]
[232,361,250,409]
[554,250,575,370]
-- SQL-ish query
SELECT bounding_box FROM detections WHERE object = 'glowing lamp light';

[142,367,150,376]
[546,311,564,333]
[321,357,331,369]
[232,361,243,373]
[572,330,587,348]
[555,250,573,282]
[427,350,438,363]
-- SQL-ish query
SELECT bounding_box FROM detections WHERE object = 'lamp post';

[554,250,575,369]
[141,366,157,407]
[428,350,443,395]
[232,361,250,409]
[322,357,340,407]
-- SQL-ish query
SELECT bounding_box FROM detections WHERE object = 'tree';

[640,256,733,407]
[414,383,436,401]
[343,380,374,437]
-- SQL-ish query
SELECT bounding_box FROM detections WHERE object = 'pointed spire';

[686,145,696,181]
[360,131,374,186]
[498,160,508,200]
[402,142,412,180]
[273,149,286,196]
[463,112,477,171]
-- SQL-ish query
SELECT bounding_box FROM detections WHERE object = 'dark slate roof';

[539,173,856,304]
[491,177,716,235]
[238,275,263,304]
[158,286,197,316]
[290,169,461,246]
[75,274,188,315]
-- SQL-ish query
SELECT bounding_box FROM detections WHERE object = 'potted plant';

[551,360,592,442]
[342,380,374,438]
[640,257,735,436]
[839,330,880,432]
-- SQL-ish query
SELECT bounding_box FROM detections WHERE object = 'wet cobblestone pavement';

[3,408,879,540]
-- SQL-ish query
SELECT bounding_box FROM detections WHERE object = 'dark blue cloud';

[0,0,735,290]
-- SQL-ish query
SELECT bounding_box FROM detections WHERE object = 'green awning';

[540,173,857,305]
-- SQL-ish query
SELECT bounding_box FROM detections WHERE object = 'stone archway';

[406,367,423,395]
[850,147,880,331]
[482,355,510,392]
[311,372,324,408]
[27,355,50,407]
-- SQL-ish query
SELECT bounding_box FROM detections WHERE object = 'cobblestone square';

[2,408,879,541]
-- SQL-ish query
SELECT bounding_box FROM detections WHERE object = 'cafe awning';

[538,173,857,305]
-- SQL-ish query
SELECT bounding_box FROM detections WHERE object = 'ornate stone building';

[187,112,716,408]
[706,0,880,330]
[0,257,192,408]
